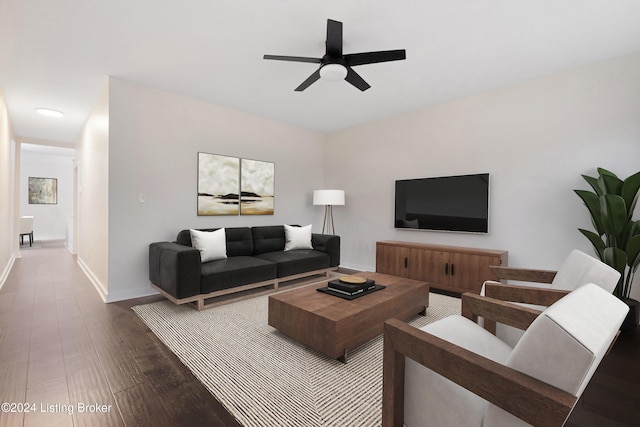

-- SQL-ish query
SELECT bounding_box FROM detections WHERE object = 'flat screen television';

[395,173,490,233]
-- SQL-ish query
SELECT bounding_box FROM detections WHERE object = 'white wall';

[19,148,74,240]
[106,78,326,301]
[324,53,640,300]
[76,81,110,298]
[0,87,16,288]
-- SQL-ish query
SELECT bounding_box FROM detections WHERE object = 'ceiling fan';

[263,19,406,92]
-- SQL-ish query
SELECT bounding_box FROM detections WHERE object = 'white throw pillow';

[190,228,227,262]
[284,224,313,251]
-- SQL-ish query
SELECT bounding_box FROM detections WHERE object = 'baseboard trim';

[77,256,108,303]
[338,262,371,273]
[104,286,159,303]
[0,254,16,291]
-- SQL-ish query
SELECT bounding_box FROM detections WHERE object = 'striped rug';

[133,286,460,427]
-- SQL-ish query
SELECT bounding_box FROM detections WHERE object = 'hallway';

[0,242,238,426]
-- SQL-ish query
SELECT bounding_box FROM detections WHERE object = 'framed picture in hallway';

[28,177,57,204]
[197,152,240,215]
[240,158,274,215]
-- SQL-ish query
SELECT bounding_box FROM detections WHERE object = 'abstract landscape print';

[197,153,240,215]
[240,158,274,215]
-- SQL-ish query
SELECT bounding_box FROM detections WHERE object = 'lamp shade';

[313,189,345,206]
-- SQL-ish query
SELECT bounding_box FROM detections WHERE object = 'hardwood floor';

[0,241,240,427]
[1,241,638,426]
[565,324,640,426]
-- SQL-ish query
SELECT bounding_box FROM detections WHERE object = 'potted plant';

[575,168,640,332]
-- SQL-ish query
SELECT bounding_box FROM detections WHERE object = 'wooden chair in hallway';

[19,215,34,247]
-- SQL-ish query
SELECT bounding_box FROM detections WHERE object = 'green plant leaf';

[600,172,623,195]
[621,171,640,218]
[582,174,603,196]
[577,169,640,298]
[597,167,618,179]
[574,190,604,235]
[600,194,628,240]
[604,247,628,271]
[626,235,640,268]
[618,222,635,252]
[578,229,606,260]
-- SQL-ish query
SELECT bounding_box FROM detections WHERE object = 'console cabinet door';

[408,248,449,284]
[449,253,501,292]
[376,244,410,278]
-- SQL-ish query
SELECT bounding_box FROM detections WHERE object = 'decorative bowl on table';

[339,275,367,284]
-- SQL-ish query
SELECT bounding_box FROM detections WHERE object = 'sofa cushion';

[256,249,330,278]
[177,227,254,257]
[224,227,254,256]
[284,224,313,251]
[201,256,277,293]
[190,228,227,262]
[252,225,286,255]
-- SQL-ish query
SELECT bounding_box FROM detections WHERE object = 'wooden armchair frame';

[490,265,557,284]
[382,293,576,427]
[479,266,569,334]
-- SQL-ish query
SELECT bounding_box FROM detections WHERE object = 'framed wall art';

[28,177,58,204]
[240,158,274,215]
[197,153,240,215]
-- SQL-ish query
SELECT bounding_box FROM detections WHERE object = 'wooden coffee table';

[268,272,430,362]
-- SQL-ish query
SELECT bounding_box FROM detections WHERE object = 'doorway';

[19,142,75,252]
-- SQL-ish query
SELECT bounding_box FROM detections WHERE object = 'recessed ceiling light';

[36,108,64,118]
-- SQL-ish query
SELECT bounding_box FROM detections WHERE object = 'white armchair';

[382,283,628,426]
[19,216,35,247]
[480,249,620,347]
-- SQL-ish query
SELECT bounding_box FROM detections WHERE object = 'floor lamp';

[313,190,345,235]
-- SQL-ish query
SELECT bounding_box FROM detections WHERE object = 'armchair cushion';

[405,316,512,427]
[399,284,628,427]
[550,249,620,293]
[483,283,628,426]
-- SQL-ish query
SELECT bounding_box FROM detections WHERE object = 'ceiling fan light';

[319,64,347,82]
[36,108,64,118]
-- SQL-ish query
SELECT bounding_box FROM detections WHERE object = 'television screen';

[395,173,489,233]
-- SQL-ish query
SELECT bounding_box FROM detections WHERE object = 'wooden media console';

[376,241,508,294]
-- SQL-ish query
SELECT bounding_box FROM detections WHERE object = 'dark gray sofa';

[149,225,340,310]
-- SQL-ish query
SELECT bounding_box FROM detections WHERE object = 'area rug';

[133,286,461,427]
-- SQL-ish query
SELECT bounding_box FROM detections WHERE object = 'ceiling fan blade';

[325,19,343,57]
[295,69,322,91]
[345,67,371,91]
[344,49,406,66]
[263,55,322,64]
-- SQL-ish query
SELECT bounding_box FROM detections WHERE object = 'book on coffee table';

[317,284,386,300]
[328,278,376,293]
[328,282,377,296]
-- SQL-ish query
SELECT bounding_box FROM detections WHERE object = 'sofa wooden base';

[151,267,338,310]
